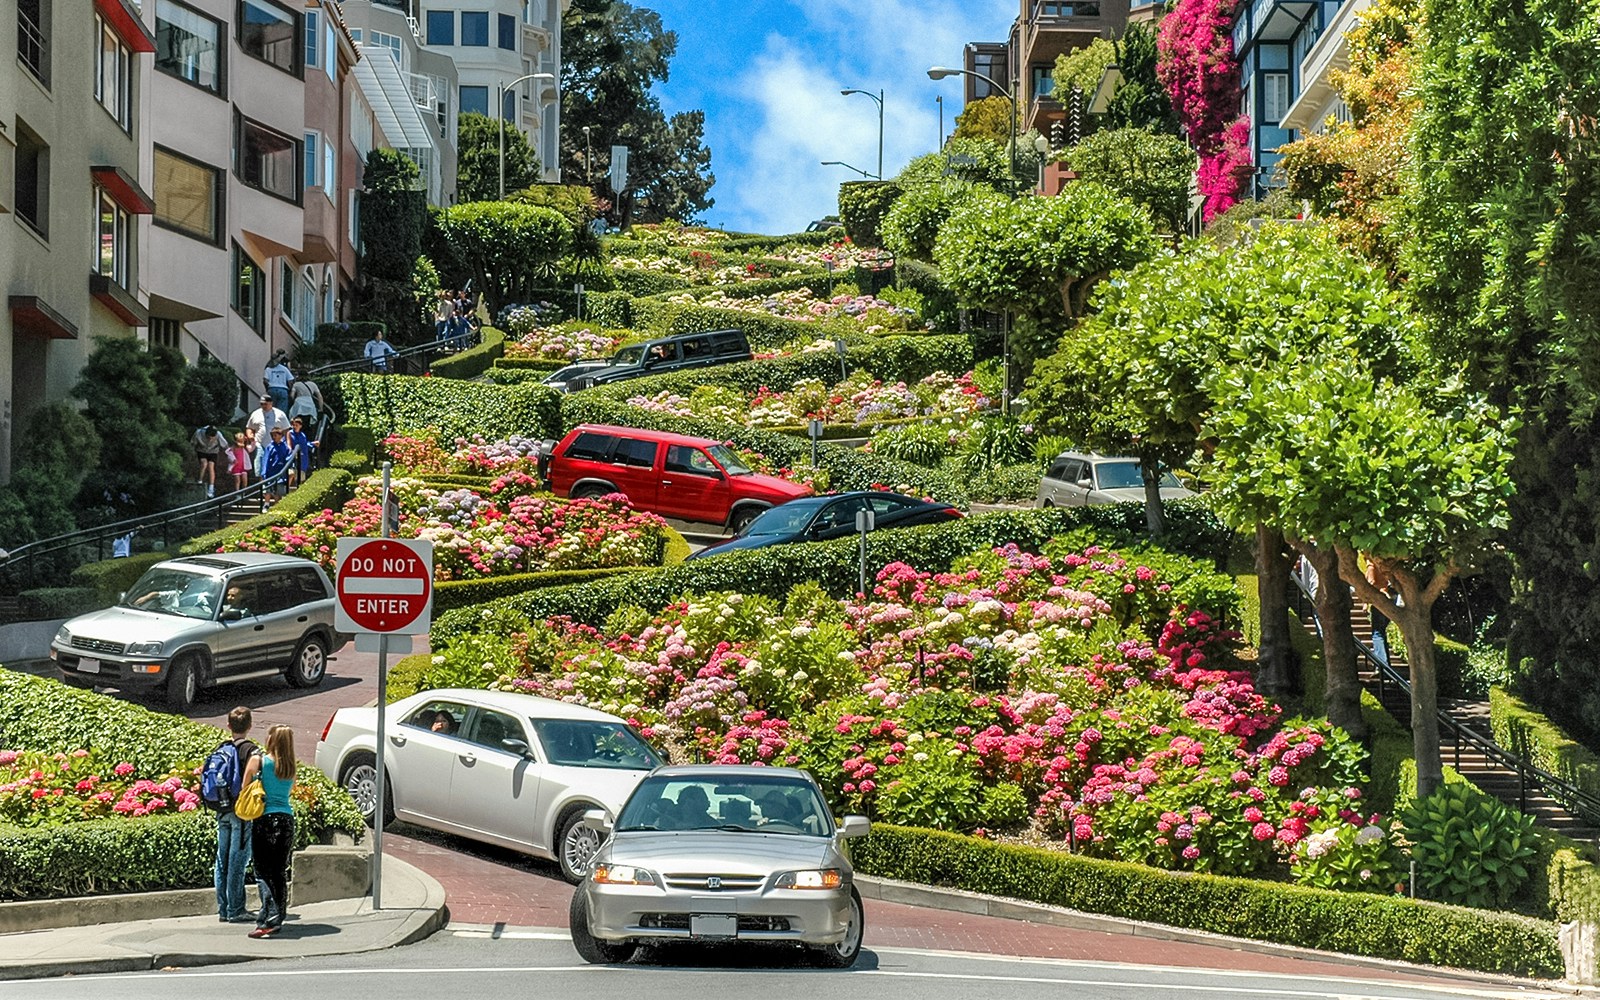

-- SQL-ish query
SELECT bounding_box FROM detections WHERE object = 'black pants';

[252,812,295,928]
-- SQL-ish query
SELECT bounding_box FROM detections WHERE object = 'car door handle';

[253,624,265,631]
[458,753,476,765]
[390,734,406,747]
[297,615,308,623]
[661,479,673,486]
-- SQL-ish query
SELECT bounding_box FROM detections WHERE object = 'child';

[228,433,253,494]
[287,417,316,487]
[261,427,292,507]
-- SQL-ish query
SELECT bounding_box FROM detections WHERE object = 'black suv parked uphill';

[565,329,751,391]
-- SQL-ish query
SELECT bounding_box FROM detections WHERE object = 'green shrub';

[387,652,435,702]
[1400,779,1540,910]
[178,469,353,557]
[434,566,654,613]
[429,326,506,380]
[837,180,902,248]
[978,783,1031,829]
[870,423,951,467]
[491,357,569,372]
[0,811,216,900]
[68,552,167,607]
[1490,686,1600,827]
[851,825,1562,978]
[586,290,634,328]
[337,373,562,441]
[958,461,1041,504]
[17,587,100,621]
[625,297,844,348]
[1386,626,1472,699]
[328,426,375,473]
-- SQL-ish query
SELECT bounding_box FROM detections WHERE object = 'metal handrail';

[306,335,472,380]
[1290,575,1600,826]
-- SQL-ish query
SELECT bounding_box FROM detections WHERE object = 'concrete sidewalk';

[0,855,446,981]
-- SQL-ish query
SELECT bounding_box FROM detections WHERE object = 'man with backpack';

[205,706,259,922]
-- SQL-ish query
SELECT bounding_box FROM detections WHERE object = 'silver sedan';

[570,765,870,967]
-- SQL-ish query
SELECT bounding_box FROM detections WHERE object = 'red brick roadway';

[189,644,1491,992]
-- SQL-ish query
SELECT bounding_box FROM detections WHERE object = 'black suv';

[566,329,751,391]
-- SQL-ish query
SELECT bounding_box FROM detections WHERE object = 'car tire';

[339,751,395,828]
[728,506,763,534]
[810,886,865,968]
[165,654,201,711]
[556,808,604,884]
[286,634,328,689]
[569,890,636,964]
[573,483,611,501]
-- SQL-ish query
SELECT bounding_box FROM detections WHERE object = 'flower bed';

[664,288,918,333]
[623,370,991,430]
[423,539,1399,884]
[502,321,625,362]
[0,749,201,826]
[220,474,669,581]
[381,429,544,478]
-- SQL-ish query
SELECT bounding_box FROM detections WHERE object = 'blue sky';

[641,0,1016,235]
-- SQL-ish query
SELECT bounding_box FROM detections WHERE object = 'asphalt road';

[0,932,1549,1000]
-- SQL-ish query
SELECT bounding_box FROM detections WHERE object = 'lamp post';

[498,71,556,199]
[820,160,875,180]
[840,87,884,181]
[936,94,944,148]
[927,66,1016,195]
[582,125,593,186]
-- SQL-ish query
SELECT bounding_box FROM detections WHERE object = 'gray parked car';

[570,764,870,968]
[1035,451,1198,508]
[50,553,348,709]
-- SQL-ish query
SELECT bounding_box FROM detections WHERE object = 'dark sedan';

[688,491,961,559]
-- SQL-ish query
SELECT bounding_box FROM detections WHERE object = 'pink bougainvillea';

[1158,0,1252,218]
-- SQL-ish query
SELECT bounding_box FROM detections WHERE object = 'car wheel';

[338,751,395,827]
[557,808,603,884]
[1040,499,1054,509]
[573,483,610,501]
[286,634,328,689]
[569,889,636,964]
[810,886,865,968]
[165,655,200,711]
[728,506,763,534]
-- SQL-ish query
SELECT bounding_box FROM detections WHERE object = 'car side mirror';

[219,608,245,622]
[1076,477,1092,488]
[500,738,536,760]
[838,815,871,839]
[582,808,613,834]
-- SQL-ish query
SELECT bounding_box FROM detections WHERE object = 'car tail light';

[319,712,336,744]
[940,507,963,518]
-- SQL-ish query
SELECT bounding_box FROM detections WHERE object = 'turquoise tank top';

[260,754,294,815]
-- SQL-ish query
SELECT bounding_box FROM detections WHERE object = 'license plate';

[690,914,737,938]
[78,657,101,674]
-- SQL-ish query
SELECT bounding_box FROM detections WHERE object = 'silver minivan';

[1036,451,1198,507]
[50,553,348,709]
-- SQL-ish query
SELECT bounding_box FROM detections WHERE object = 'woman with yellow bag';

[237,725,297,938]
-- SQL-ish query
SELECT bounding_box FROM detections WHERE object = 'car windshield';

[122,568,222,620]
[613,345,645,366]
[742,498,828,535]
[706,443,752,477]
[530,719,663,770]
[1094,461,1182,491]
[617,774,832,836]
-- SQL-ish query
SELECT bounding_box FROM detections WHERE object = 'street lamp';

[498,71,556,199]
[821,160,875,180]
[927,66,1017,195]
[582,125,593,186]
[840,87,884,182]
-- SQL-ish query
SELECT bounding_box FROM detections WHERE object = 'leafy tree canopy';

[1067,127,1196,233]
[951,95,1017,144]
[1104,24,1180,134]
[434,201,574,313]
[1053,39,1116,102]
[455,112,542,204]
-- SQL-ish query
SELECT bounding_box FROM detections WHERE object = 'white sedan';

[316,688,663,883]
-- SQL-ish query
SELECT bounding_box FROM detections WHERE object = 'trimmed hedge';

[178,469,354,557]
[1490,686,1600,827]
[328,425,376,473]
[429,326,506,381]
[17,586,100,621]
[337,373,562,441]
[626,296,844,347]
[431,505,1230,646]
[0,811,216,900]
[837,180,902,249]
[492,357,569,372]
[586,290,634,329]
[68,552,167,607]
[431,524,690,612]
[851,825,1562,978]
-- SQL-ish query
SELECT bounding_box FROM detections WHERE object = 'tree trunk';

[1139,455,1167,539]
[1296,541,1367,739]
[1254,524,1296,697]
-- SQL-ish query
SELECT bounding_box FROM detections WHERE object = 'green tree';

[880,180,983,262]
[896,136,1032,194]
[357,149,426,342]
[433,201,574,313]
[560,0,714,224]
[951,95,1017,144]
[1104,24,1180,133]
[1209,358,1516,798]
[174,356,242,429]
[0,403,100,544]
[1054,38,1116,100]
[455,111,541,203]
[71,339,189,522]
[1066,127,1196,233]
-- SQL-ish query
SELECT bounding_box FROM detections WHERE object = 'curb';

[855,875,1577,993]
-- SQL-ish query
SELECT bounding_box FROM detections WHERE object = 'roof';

[352,47,435,150]
[163,553,322,574]
[417,688,632,724]
[570,424,730,450]
[648,764,814,780]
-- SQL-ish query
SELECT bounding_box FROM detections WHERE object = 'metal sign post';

[373,464,390,909]
[808,419,823,469]
[856,507,876,598]
[834,338,848,382]
[575,282,585,323]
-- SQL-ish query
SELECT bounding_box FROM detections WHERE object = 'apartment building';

[1230,0,1345,196]
[419,0,564,184]
[2,0,156,482]
[1279,0,1368,139]
[964,0,1133,138]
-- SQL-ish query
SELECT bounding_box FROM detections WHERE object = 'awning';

[353,48,436,150]
[92,164,156,214]
[90,274,150,327]
[95,0,156,54]
[9,296,78,339]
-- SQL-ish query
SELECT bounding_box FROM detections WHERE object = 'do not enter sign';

[334,537,434,635]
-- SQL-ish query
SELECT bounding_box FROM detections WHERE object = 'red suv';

[539,425,812,531]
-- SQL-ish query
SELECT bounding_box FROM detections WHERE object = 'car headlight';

[591,864,657,887]
[54,626,72,645]
[125,640,165,656]
[774,869,843,890]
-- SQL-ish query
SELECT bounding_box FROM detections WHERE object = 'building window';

[95,188,132,287]
[17,0,50,86]
[95,16,133,130]
[1031,64,1055,100]
[1263,72,1290,123]
[969,51,1003,99]
[14,122,49,239]
[154,145,223,244]
[461,11,488,46]
[1038,0,1100,13]
[426,10,453,45]
[149,318,181,351]
[281,262,318,336]
[323,136,336,198]
[498,13,516,49]
[155,0,223,95]
[322,13,334,80]
[305,8,318,69]
[304,130,320,189]
[460,85,489,117]
[349,27,360,41]
[235,112,301,203]
[369,29,403,68]
[231,242,265,333]
[238,0,299,77]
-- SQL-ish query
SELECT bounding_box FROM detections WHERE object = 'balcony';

[1282,0,1369,131]
[90,274,149,327]
[407,72,439,112]
[301,188,338,264]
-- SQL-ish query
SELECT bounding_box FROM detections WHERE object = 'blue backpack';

[200,741,242,812]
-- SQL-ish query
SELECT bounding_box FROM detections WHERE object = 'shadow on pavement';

[631,942,881,972]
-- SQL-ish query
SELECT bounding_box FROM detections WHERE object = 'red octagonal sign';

[334,537,434,635]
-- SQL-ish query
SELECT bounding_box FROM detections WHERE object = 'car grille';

[639,914,790,932]
[73,637,126,655]
[661,873,767,892]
